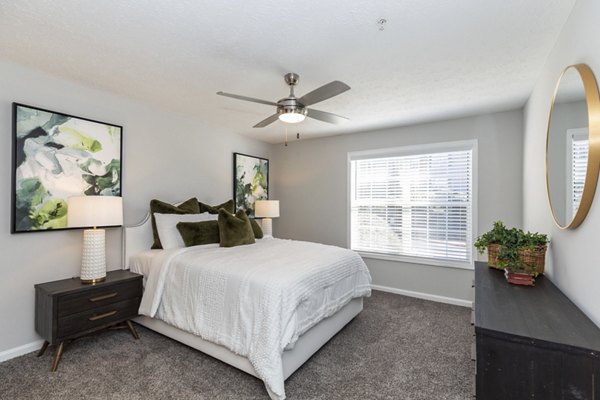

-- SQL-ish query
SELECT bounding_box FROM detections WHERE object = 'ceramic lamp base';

[261,218,273,236]
[80,228,107,284]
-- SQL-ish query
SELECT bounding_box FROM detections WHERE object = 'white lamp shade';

[67,196,123,228]
[255,200,280,218]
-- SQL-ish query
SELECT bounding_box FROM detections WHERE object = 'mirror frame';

[546,64,600,229]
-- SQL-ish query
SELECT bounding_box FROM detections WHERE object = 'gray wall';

[271,109,524,302]
[523,0,600,326]
[0,59,270,354]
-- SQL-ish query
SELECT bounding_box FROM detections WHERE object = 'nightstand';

[34,270,143,371]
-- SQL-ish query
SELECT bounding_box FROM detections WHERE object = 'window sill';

[356,251,474,270]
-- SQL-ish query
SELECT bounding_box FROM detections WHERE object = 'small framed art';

[233,153,269,217]
[12,103,123,233]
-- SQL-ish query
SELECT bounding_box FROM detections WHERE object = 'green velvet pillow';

[249,218,264,239]
[198,199,234,214]
[176,220,220,247]
[218,209,256,248]
[150,197,200,249]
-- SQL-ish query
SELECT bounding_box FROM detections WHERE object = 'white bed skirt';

[133,296,363,381]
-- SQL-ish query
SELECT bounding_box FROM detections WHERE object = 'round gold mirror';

[546,64,600,229]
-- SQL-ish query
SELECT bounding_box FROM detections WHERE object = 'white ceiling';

[0,1,576,143]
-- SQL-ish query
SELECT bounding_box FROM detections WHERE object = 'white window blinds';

[571,137,588,217]
[350,146,473,266]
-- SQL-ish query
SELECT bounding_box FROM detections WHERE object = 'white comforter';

[135,237,371,400]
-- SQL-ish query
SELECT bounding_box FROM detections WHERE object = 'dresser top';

[35,270,141,295]
[475,262,600,352]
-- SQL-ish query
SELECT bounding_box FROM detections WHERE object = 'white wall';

[271,109,523,302]
[0,59,270,355]
[523,0,600,326]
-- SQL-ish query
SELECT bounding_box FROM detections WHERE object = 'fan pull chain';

[285,126,288,147]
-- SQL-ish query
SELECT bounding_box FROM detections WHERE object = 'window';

[349,141,476,268]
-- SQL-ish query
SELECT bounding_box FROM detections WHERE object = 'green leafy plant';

[474,221,508,254]
[475,221,549,275]
[495,226,523,269]
[520,231,549,249]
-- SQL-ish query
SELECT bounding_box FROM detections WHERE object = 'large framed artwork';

[12,103,123,233]
[233,153,269,217]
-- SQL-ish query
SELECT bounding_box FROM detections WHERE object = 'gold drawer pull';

[88,310,117,321]
[89,292,118,302]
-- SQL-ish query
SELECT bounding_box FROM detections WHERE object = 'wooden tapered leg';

[126,320,139,340]
[51,342,64,372]
[37,340,49,357]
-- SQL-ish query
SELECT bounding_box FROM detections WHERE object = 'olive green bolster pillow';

[218,209,256,248]
[198,199,234,214]
[176,220,220,247]
[150,197,200,249]
[249,218,264,239]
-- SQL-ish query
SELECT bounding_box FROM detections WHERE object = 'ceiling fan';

[217,73,350,128]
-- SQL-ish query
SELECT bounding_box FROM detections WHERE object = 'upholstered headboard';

[122,212,153,270]
[122,200,184,269]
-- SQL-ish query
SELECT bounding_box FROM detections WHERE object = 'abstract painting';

[12,103,122,233]
[233,153,269,217]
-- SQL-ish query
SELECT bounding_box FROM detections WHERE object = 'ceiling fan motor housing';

[277,97,307,117]
[278,73,306,117]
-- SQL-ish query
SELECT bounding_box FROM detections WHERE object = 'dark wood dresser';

[474,261,600,399]
[35,270,143,371]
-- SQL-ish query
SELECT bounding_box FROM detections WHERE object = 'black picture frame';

[233,152,269,218]
[12,103,123,233]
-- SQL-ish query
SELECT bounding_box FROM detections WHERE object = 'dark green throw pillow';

[150,197,200,249]
[218,209,255,248]
[176,220,220,247]
[198,199,235,214]
[249,218,264,239]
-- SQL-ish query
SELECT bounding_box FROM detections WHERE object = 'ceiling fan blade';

[253,114,280,128]
[306,108,349,124]
[216,91,278,107]
[298,81,350,106]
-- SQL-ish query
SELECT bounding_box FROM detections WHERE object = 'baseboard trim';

[371,284,472,308]
[0,339,44,363]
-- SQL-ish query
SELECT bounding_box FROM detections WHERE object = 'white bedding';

[130,237,371,400]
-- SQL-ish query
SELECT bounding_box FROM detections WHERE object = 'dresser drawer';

[57,298,140,339]
[58,279,142,317]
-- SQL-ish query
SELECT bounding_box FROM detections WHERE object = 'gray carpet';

[0,291,472,400]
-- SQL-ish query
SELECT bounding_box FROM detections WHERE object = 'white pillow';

[154,213,217,249]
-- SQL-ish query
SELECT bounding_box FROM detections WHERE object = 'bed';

[123,206,372,399]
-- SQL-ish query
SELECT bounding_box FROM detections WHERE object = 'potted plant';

[517,231,549,276]
[475,222,549,277]
[474,221,508,269]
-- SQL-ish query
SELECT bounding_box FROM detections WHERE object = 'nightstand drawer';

[57,298,140,339]
[35,271,142,371]
[58,279,142,317]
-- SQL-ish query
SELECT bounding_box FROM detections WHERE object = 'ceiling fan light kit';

[217,72,350,128]
[278,109,306,123]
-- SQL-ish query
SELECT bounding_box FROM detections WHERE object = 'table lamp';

[67,196,123,284]
[254,200,279,236]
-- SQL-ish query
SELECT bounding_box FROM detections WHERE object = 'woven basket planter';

[486,244,503,269]
[518,245,547,276]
